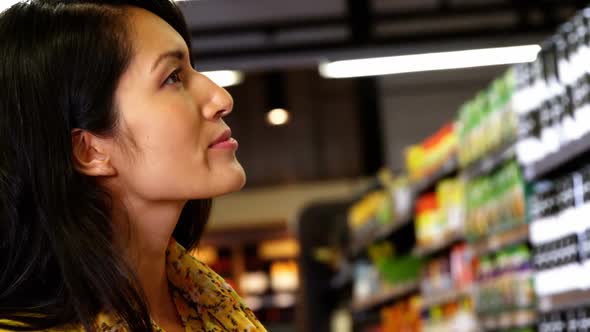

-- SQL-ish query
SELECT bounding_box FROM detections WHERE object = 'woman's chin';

[214,161,246,197]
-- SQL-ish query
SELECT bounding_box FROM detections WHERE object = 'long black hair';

[0,1,211,330]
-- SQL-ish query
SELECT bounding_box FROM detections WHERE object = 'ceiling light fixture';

[202,70,244,88]
[1,1,21,12]
[319,44,542,79]
[266,108,290,126]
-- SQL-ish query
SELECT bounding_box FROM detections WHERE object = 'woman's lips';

[209,137,238,150]
[209,129,238,150]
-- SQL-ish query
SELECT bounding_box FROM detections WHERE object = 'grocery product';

[515,11,590,166]
[533,234,579,271]
[465,161,527,241]
[538,305,590,332]
[415,178,465,248]
[415,193,440,249]
[352,244,422,305]
[368,242,422,286]
[458,70,518,168]
[406,123,457,182]
[348,171,414,253]
[476,245,535,314]
[421,244,476,298]
[421,298,478,332]
[380,296,422,332]
[528,163,590,247]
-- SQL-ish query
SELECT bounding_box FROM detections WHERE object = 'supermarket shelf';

[538,288,590,312]
[413,232,465,257]
[471,224,529,257]
[412,157,459,196]
[524,131,590,181]
[350,281,419,313]
[480,309,537,332]
[349,214,413,257]
[421,285,474,309]
[463,143,516,180]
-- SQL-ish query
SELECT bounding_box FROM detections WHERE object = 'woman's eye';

[164,69,182,86]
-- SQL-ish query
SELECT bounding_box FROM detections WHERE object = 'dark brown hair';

[0,1,210,330]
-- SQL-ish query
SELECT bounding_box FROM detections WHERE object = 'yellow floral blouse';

[1,239,267,332]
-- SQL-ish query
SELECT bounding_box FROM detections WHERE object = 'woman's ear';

[71,129,117,177]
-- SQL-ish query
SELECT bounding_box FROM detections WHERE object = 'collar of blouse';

[96,238,267,332]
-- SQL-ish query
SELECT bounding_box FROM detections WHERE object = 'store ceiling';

[178,0,587,71]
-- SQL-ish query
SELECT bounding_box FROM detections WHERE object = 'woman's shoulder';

[1,313,150,332]
[0,320,80,332]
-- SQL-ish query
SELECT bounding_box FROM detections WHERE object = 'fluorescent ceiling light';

[1,1,21,12]
[319,44,541,79]
[202,70,244,88]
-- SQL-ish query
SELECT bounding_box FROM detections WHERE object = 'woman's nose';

[198,73,234,120]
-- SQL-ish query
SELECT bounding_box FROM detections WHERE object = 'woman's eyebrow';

[151,49,185,73]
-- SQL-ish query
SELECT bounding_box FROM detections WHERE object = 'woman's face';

[109,7,245,202]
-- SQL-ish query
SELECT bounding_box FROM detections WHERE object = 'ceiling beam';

[347,0,371,43]
[193,23,557,61]
[189,0,583,37]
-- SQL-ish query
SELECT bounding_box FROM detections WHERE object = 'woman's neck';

[110,196,186,326]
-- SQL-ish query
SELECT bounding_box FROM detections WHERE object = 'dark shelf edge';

[350,281,419,313]
[349,214,413,257]
[471,224,530,257]
[538,288,590,312]
[462,142,516,180]
[524,131,590,181]
[413,232,466,257]
[421,285,474,309]
[412,156,459,196]
[480,309,538,332]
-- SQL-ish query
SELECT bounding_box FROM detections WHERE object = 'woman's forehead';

[124,7,189,62]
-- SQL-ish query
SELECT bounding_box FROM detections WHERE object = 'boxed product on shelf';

[421,244,476,299]
[406,122,457,182]
[348,190,388,231]
[380,296,422,332]
[368,242,422,286]
[476,245,535,319]
[458,69,518,168]
[352,242,422,305]
[415,178,465,249]
[421,298,479,332]
[465,161,527,241]
[379,168,414,219]
[415,193,439,249]
[352,260,381,303]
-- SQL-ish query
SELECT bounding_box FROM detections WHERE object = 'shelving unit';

[480,309,537,332]
[463,143,516,180]
[471,224,529,257]
[325,32,590,331]
[421,286,475,309]
[538,289,590,312]
[412,231,465,257]
[412,157,459,196]
[350,281,419,314]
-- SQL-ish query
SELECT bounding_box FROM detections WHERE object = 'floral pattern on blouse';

[163,238,267,332]
[0,238,267,332]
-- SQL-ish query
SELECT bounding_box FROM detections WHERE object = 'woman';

[0,0,265,331]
